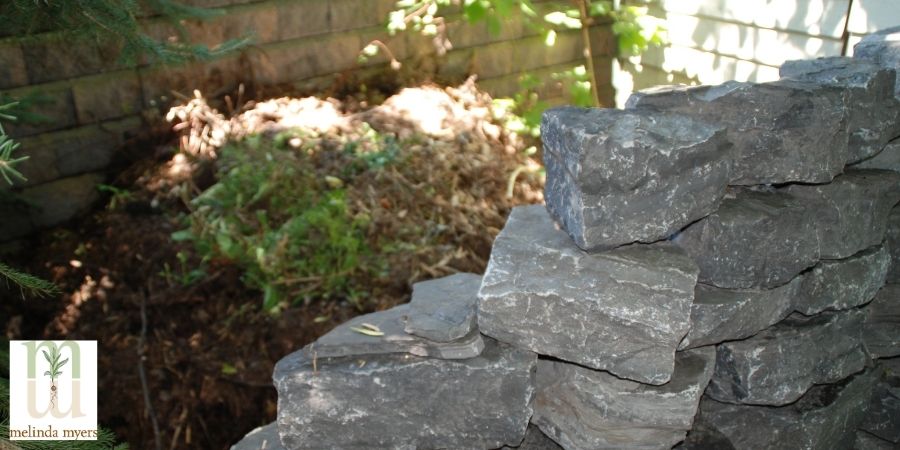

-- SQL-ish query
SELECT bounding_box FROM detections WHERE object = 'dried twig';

[138,288,163,450]
[168,407,189,450]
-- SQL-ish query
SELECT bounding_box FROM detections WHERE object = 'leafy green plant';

[491,73,549,138]
[492,66,594,137]
[158,251,207,286]
[609,2,667,56]
[97,184,134,211]
[175,131,387,311]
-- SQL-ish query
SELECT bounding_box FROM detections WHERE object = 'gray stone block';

[303,304,484,360]
[707,310,868,406]
[478,205,698,385]
[4,83,77,138]
[854,431,896,450]
[71,71,143,124]
[541,106,731,251]
[855,26,900,98]
[698,369,877,450]
[404,272,481,343]
[500,425,563,450]
[675,422,736,450]
[887,206,900,283]
[231,422,285,450]
[273,337,536,450]
[859,359,900,444]
[855,139,900,174]
[626,80,850,185]
[783,168,900,260]
[679,277,801,350]
[0,195,35,242]
[533,347,716,450]
[0,41,27,89]
[13,116,142,189]
[20,173,105,228]
[862,285,900,359]
[673,188,819,289]
[4,138,59,188]
[795,243,891,315]
[781,57,900,162]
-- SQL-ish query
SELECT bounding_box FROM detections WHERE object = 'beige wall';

[614,0,900,106]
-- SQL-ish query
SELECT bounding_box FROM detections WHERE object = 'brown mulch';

[1,80,544,449]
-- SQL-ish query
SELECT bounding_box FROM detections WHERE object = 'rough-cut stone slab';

[854,431,896,450]
[855,26,900,98]
[231,422,285,450]
[780,57,900,162]
[679,277,801,350]
[859,359,900,444]
[795,243,891,315]
[501,425,563,450]
[478,205,699,385]
[863,285,900,359]
[708,310,868,406]
[541,106,731,251]
[534,347,716,450]
[403,272,481,342]
[855,139,900,174]
[673,188,819,289]
[626,80,849,185]
[674,422,736,450]
[697,369,877,450]
[888,206,900,283]
[274,337,536,450]
[783,169,900,260]
[304,304,484,360]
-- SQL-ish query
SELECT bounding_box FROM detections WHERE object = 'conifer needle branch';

[0,262,60,299]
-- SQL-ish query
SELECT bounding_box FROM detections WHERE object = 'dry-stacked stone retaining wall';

[232,27,900,450]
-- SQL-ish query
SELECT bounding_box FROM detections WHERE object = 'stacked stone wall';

[0,0,615,241]
[233,27,900,450]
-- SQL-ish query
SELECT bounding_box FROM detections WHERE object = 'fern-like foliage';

[0,262,60,298]
[0,104,59,299]
[0,0,251,65]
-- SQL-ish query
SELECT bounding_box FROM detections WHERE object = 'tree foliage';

[377,0,666,60]
[363,0,665,131]
[0,105,61,299]
[0,0,250,65]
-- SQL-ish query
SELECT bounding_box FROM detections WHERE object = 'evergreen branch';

[0,0,251,66]
[0,378,8,414]
[0,132,29,185]
[0,261,60,298]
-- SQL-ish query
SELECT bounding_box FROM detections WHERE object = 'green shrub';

[176,131,395,311]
